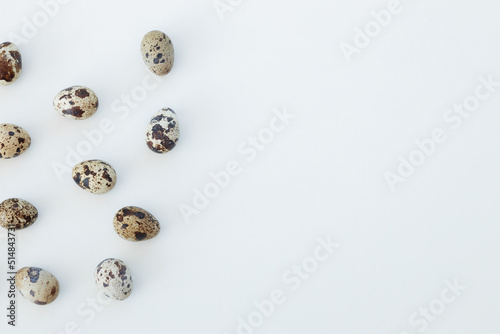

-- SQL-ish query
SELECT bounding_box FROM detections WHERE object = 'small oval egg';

[15,267,60,305]
[0,198,38,230]
[72,160,117,194]
[53,86,98,120]
[113,206,160,242]
[95,258,133,301]
[141,30,174,76]
[145,108,179,153]
[0,123,31,159]
[0,42,22,85]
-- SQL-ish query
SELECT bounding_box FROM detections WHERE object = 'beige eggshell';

[0,123,31,159]
[141,30,174,76]
[53,86,99,120]
[0,198,38,230]
[113,206,160,242]
[15,267,59,305]
[72,160,117,194]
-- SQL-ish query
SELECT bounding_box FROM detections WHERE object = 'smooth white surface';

[1,0,500,333]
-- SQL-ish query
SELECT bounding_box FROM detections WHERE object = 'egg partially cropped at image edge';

[0,124,31,159]
[0,198,38,230]
[0,42,22,85]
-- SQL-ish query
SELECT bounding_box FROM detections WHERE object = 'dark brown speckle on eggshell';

[94,258,133,301]
[145,108,179,154]
[0,124,31,159]
[113,206,160,242]
[140,30,174,76]
[0,198,38,230]
[72,160,117,194]
[15,267,59,305]
[0,42,22,85]
[53,86,99,120]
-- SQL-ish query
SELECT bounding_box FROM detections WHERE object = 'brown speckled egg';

[95,258,133,301]
[53,86,98,120]
[113,206,160,242]
[145,108,179,153]
[72,160,117,194]
[0,198,38,230]
[15,267,59,305]
[141,30,174,76]
[0,42,22,85]
[0,123,31,159]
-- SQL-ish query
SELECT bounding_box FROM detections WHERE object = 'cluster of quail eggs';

[0,30,177,304]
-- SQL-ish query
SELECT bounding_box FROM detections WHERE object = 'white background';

[1,0,500,333]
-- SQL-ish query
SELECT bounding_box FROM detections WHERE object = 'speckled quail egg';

[113,206,160,242]
[72,160,117,194]
[15,267,60,305]
[145,108,179,153]
[95,258,133,301]
[0,42,22,85]
[53,86,98,120]
[141,30,174,76]
[0,198,38,230]
[0,123,31,159]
